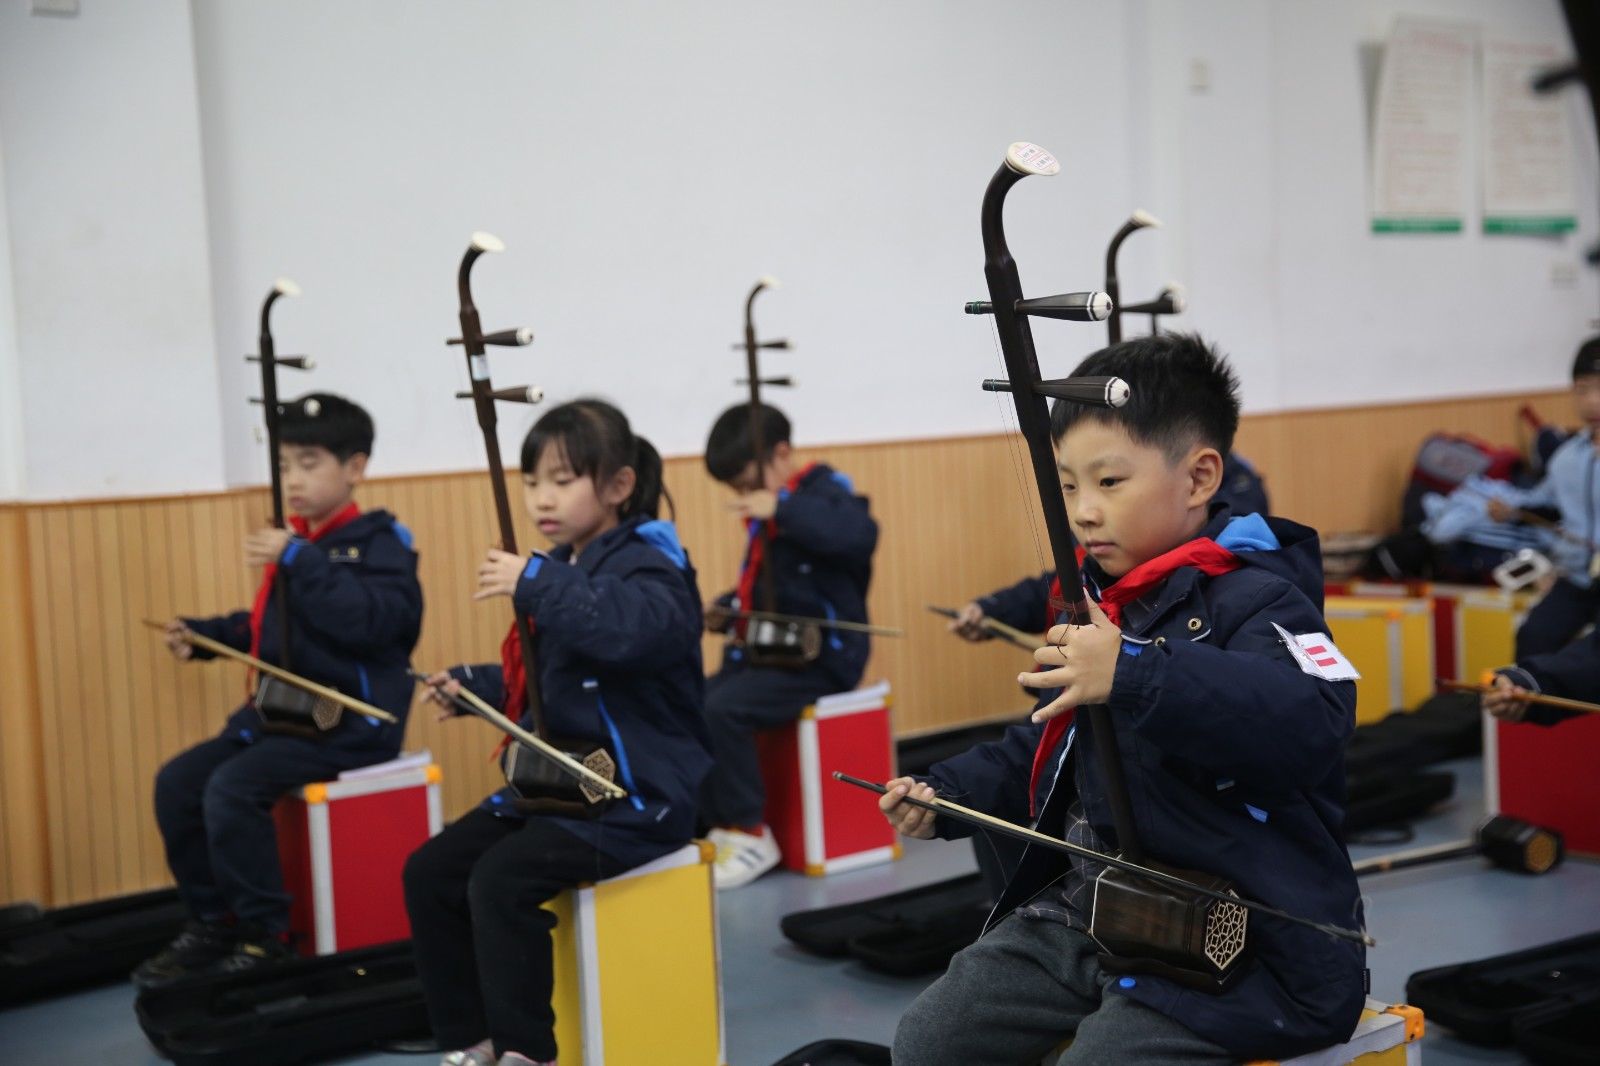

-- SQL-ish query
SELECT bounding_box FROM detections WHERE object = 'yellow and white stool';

[1045,999,1423,1066]
[1248,999,1424,1066]
[544,840,725,1065]
[1325,597,1435,724]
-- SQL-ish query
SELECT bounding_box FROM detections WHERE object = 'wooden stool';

[544,841,725,1065]
[274,753,442,955]
[757,680,900,876]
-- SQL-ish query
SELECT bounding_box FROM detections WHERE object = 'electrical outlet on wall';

[1551,261,1580,289]
[31,0,79,16]
[1189,59,1211,94]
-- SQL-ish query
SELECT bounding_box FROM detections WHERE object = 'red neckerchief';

[732,462,817,638]
[248,502,361,659]
[1025,536,1244,814]
[499,616,537,733]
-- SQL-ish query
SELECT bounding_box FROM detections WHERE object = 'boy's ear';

[344,453,369,484]
[770,440,793,464]
[1186,447,1223,506]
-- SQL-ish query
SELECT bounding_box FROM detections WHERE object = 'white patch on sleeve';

[1270,622,1361,682]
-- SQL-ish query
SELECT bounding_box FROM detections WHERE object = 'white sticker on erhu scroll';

[470,354,490,381]
[1007,142,1060,176]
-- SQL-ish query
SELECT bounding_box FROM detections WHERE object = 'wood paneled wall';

[0,386,1573,906]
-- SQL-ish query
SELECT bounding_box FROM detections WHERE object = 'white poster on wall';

[1370,18,1476,233]
[1481,38,1577,235]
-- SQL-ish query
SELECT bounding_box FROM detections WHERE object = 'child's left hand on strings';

[243,527,292,567]
[474,547,526,601]
[1018,598,1122,722]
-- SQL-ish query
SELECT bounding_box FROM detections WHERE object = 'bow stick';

[1438,675,1600,715]
[409,670,626,798]
[926,604,1038,651]
[145,619,397,724]
[246,278,313,670]
[447,232,549,736]
[833,773,1374,946]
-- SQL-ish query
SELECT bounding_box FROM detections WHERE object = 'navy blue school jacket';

[449,516,712,870]
[183,508,423,755]
[717,463,878,689]
[923,510,1365,1060]
[1499,630,1600,725]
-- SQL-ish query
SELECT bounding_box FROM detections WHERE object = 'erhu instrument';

[718,277,818,667]
[926,604,1039,652]
[243,279,335,736]
[447,232,617,816]
[1438,675,1600,716]
[1103,209,1160,344]
[849,142,1373,994]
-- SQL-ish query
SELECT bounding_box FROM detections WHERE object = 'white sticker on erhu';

[1271,623,1361,682]
[469,354,490,381]
[1007,142,1060,176]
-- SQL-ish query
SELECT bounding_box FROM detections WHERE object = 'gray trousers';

[893,913,1237,1065]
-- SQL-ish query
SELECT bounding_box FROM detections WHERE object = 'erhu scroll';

[1103,209,1160,344]
[447,232,619,816]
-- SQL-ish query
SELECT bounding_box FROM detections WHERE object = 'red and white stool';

[757,680,900,876]
[274,753,443,955]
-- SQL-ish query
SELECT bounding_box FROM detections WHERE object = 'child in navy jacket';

[405,399,709,1066]
[1485,628,1600,725]
[882,335,1364,1065]
[698,402,878,888]
[141,394,422,986]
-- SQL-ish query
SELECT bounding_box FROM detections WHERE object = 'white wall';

[189,0,1140,487]
[0,0,1595,499]
[0,133,25,501]
[0,0,224,499]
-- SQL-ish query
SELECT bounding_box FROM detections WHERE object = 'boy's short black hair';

[1049,333,1240,459]
[704,402,792,483]
[1572,337,1600,379]
[278,392,375,461]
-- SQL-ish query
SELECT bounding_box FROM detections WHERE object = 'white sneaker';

[440,1041,495,1066]
[712,825,782,889]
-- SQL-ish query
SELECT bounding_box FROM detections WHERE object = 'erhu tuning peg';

[456,385,544,404]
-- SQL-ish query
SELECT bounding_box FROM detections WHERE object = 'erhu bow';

[447,231,618,815]
[1103,209,1160,344]
[843,141,1371,994]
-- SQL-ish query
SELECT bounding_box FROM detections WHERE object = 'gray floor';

[3,757,1598,1064]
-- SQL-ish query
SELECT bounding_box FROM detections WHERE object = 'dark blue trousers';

[153,725,381,932]
[699,664,845,828]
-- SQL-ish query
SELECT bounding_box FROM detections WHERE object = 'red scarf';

[1025,536,1245,813]
[499,617,538,731]
[248,502,361,659]
[732,462,816,638]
